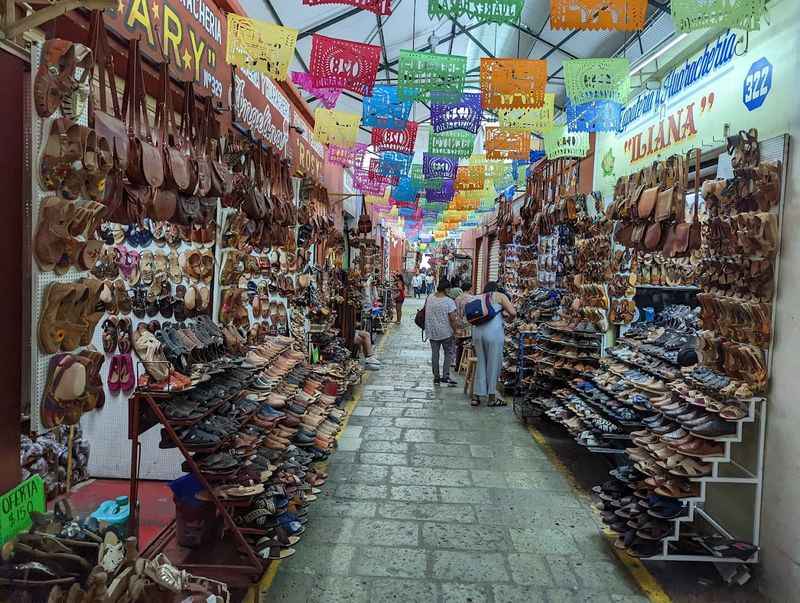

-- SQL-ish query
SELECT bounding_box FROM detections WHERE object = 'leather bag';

[175,195,201,225]
[358,195,373,234]
[150,189,177,221]
[122,38,163,189]
[87,11,128,171]
[155,62,192,193]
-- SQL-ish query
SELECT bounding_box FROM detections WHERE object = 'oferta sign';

[0,476,45,543]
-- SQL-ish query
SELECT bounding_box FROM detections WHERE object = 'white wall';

[758,23,800,599]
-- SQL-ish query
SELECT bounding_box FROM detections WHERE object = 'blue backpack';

[464,293,499,326]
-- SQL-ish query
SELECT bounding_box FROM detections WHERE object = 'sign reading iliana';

[0,475,45,543]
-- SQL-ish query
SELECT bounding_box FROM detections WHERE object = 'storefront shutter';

[474,237,484,293]
[488,235,500,283]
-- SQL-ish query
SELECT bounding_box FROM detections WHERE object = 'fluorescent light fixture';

[630,33,689,76]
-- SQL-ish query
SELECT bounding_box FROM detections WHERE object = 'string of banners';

[225,14,297,80]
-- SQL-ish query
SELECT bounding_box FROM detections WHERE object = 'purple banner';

[430,93,482,134]
[423,153,458,179]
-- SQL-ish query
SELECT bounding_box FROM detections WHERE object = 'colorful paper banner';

[423,153,459,179]
[543,126,591,159]
[314,108,361,147]
[671,0,767,33]
[426,179,456,203]
[353,167,388,195]
[430,93,483,133]
[428,0,524,24]
[397,50,467,103]
[226,14,297,81]
[303,0,392,16]
[291,71,342,109]
[362,85,413,130]
[564,58,631,105]
[484,126,531,160]
[454,164,485,191]
[328,142,368,168]
[429,130,476,158]
[309,34,381,96]
[566,99,623,132]
[497,92,555,132]
[480,58,547,109]
[379,151,414,180]
[551,0,648,31]
[372,121,419,154]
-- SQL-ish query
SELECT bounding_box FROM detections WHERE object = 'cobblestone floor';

[264,298,649,603]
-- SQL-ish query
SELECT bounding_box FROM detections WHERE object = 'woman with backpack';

[465,281,516,406]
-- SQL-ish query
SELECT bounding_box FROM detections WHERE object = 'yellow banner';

[498,93,555,133]
[226,14,297,81]
[314,108,362,147]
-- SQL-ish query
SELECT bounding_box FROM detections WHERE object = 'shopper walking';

[424,278,458,387]
[425,273,435,295]
[393,273,406,324]
[411,273,423,298]
[467,281,516,406]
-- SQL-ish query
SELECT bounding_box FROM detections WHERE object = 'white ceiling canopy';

[240,0,678,142]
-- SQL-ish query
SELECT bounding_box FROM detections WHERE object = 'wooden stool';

[464,357,477,396]
[459,345,474,374]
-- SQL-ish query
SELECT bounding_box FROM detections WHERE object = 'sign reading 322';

[743,58,773,112]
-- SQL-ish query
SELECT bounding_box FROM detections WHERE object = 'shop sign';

[594,10,794,200]
[743,57,772,111]
[619,31,737,132]
[234,67,291,154]
[622,97,702,163]
[107,0,228,100]
[0,476,45,543]
[288,113,325,182]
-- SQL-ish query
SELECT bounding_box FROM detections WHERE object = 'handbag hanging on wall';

[358,195,372,235]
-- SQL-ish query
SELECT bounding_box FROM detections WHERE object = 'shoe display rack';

[127,335,360,583]
[591,133,789,564]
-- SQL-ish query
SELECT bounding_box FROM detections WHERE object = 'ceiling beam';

[261,0,310,72]
[376,14,392,81]
[385,21,485,69]
[648,0,671,14]
[296,7,365,41]
[506,22,579,60]
[451,18,495,59]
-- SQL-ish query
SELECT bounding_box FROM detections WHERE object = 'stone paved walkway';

[265,298,649,603]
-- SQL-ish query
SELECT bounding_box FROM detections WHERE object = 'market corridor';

[263,298,649,602]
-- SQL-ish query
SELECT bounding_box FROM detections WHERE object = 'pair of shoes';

[364,356,381,371]
[442,378,458,388]
[433,378,441,386]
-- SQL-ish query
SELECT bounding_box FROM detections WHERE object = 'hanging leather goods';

[358,195,373,235]
[122,37,163,189]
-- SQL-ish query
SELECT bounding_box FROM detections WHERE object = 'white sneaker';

[365,356,381,365]
[364,356,381,370]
